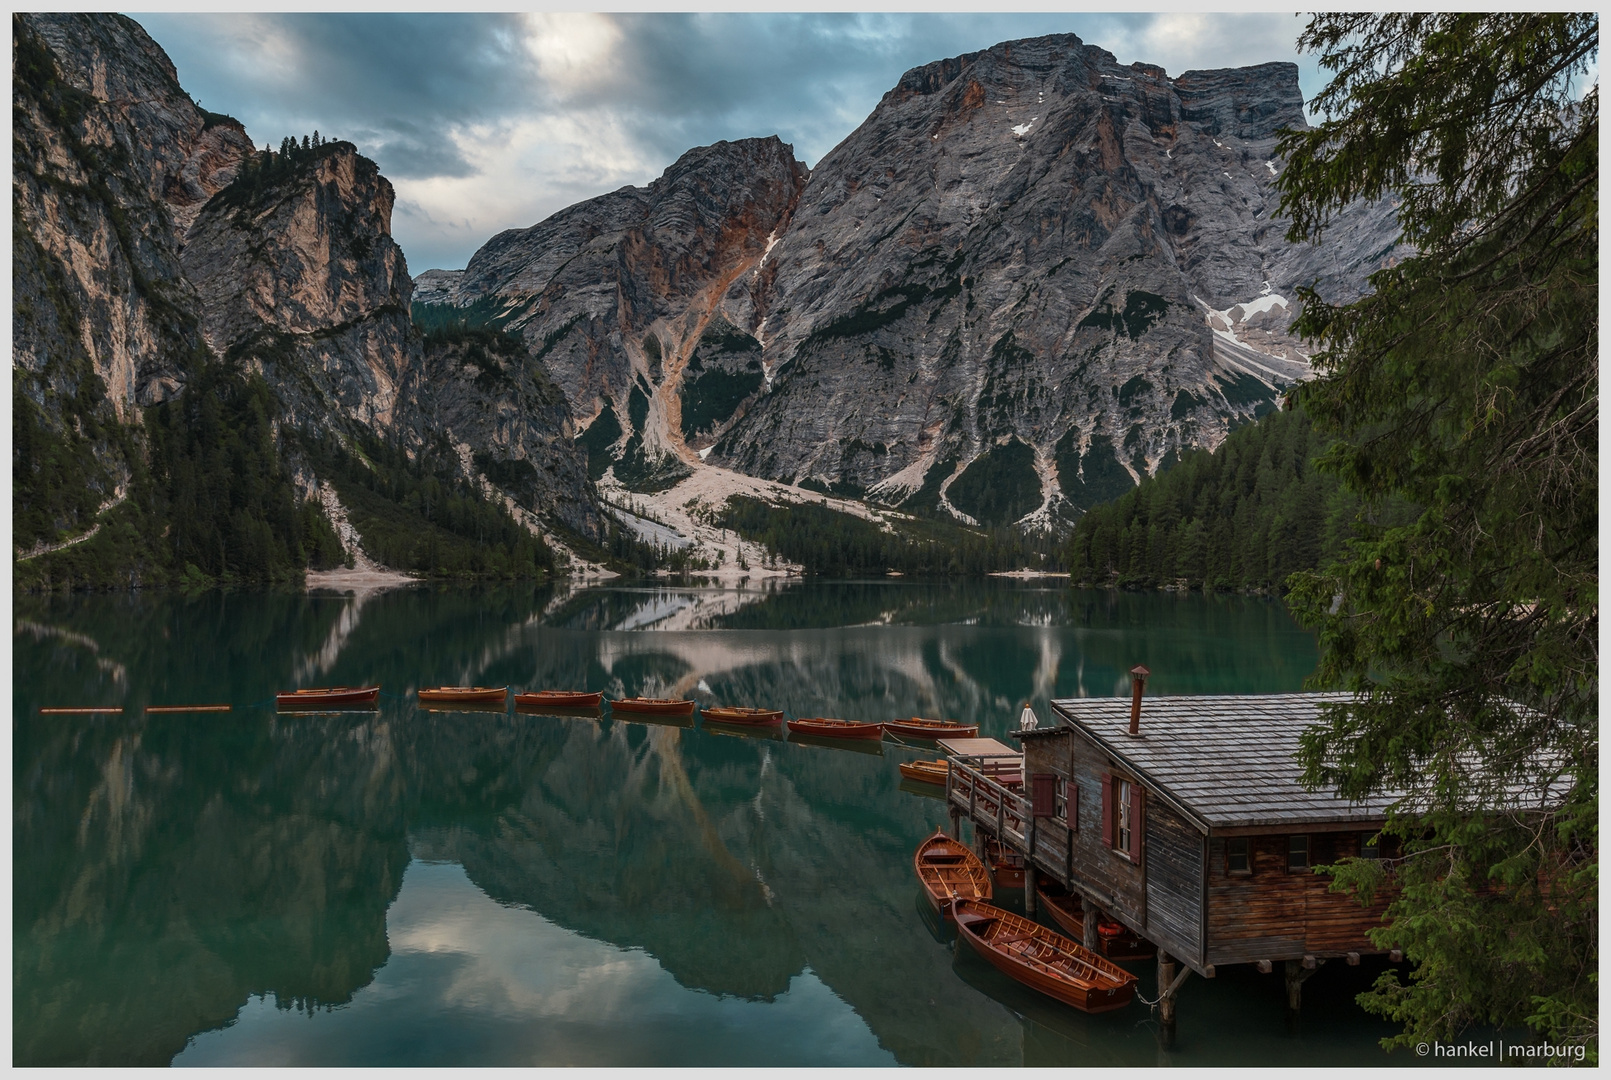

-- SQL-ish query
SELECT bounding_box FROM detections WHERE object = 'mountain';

[15,17,1404,590]
[13,13,255,547]
[13,13,602,588]
[413,137,809,492]
[424,33,1400,529]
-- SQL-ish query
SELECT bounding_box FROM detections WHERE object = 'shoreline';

[986,569,1071,579]
[304,566,419,590]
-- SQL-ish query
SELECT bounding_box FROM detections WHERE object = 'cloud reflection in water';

[175,859,894,1067]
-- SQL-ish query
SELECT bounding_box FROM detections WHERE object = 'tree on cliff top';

[1277,14,1597,1057]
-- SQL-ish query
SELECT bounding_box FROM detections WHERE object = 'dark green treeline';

[1066,407,1359,592]
[718,494,1058,576]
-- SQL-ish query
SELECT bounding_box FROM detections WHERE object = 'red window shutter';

[1128,784,1144,864]
[1101,773,1114,847]
[1032,773,1056,817]
[1065,782,1079,830]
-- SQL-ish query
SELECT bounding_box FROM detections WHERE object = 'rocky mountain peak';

[418,133,810,492]
[421,31,1402,530]
[1173,61,1307,138]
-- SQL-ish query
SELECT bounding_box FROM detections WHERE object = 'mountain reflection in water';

[15,581,1405,1066]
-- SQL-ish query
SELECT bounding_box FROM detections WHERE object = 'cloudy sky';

[137,12,1326,274]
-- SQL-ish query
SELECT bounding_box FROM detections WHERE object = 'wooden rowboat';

[276,686,379,709]
[1036,881,1088,941]
[702,706,784,725]
[885,717,979,740]
[1032,879,1155,958]
[914,829,992,919]
[787,717,883,739]
[1095,917,1157,961]
[610,697,697,716]
[514,690,603,708]
[418,686,508,704]
[985,838,1027,889]
[952,898,1138,1014]
[898,759,950,785]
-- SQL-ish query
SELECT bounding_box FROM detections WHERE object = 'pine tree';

[1277,13,1597,1057]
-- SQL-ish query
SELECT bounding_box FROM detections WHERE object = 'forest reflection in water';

[14,580,1414,1066]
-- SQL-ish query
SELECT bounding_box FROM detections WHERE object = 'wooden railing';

[948,758,1075,883]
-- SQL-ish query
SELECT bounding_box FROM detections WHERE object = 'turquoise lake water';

[13,580,1427,1066]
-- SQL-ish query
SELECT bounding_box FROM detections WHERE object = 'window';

[1101,773,1141,861]
[1361,832,1380,860]
[1059,781,1077,831]
[1226,837,1250,874]
[1288,835,1310,872]
[1115,778,1133,853]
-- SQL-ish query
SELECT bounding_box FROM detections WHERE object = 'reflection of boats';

[952,898,1137,1014]
[1030,879,1152,957]
[420,700,509,715]
[611,697,697,715]
[899,777,947,799]
[914,829,992,920]
[702,706,783,725]
[704,719,783,741]
[950,938,1133,1066]
[418,686,507,704]
[885,717,978,740]
[986,838,1026,889]
[788,730,884,755]
[898,759,949,785]
[276,686,379,709]
[514,702,604,719]
[915,888,952,943]
[611,709,691,728]
[515,690,603,708]
[786,717,881,739]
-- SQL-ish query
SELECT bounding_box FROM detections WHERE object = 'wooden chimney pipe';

[1129,664,1151,735]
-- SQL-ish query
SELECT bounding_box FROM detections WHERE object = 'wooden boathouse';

[944,679,1402,1031]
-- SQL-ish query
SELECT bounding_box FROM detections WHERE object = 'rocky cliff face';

[430,33,1400,527]
[415,137,809,490]
[13,13,255,546]
[400,327,599,536]
[182,144,600,538]
[13,14,254,411]
[184,144,414,429]
[718,39,1401,525]
[14,12,602,571]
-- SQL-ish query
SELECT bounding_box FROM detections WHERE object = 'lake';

[13,579,1423,1066]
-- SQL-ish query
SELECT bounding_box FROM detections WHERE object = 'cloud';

[136,13,1316,273]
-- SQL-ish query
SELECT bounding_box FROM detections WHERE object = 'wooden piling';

[1284,958,1320,1014]
[1156,950,1186,1047]
[1083,901,1100,951]
[1024,865,1037,916]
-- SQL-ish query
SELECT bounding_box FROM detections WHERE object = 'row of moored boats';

[274,685,982,740]
[914,829,1153,1014]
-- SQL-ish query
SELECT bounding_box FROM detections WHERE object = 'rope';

[884,733,943,754]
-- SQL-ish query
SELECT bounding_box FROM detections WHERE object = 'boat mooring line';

[884,733,945,754]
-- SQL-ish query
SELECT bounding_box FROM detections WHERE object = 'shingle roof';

[1047,693,1395,830]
